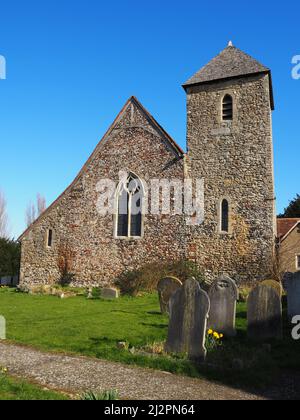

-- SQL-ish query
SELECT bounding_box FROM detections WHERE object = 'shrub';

[115,260,206,296]
[81,390,119,401]
[0,238,20,277]
[57,242,76,287]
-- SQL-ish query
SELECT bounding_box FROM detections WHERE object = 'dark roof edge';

[183,70,275,111]
[130,96,185,157]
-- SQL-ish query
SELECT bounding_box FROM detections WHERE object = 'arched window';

[116,173,143,238]
[222,94,233,121]
[221,199,229,233]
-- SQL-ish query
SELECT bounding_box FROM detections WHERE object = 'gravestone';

[261,280,283,297]
[286,272,300,320]
[208,275,238,337]
[248,285,282,341]
[165,278,210,361]
[157,277,182,314]
[101,288,119,300]
[0,316,5,340]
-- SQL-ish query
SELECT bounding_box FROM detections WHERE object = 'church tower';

[183,43,276,283]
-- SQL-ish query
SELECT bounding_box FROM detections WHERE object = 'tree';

[0,238,20,276]
[37,193,46,216]
[25,194,47,228]
[25,202,36,228]
[279,194,300,218]
[0,190,9,239]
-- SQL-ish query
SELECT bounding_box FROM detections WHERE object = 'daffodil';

[208,329,213,335]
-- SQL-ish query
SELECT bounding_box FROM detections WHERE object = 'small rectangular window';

[296,255,300,271]
[221,199,229,233]
[47,229,53,248]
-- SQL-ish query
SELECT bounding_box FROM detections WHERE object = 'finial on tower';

[228,40,233,47]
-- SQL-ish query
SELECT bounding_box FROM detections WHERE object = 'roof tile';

[277,218,300,239]
[183,45,270,87]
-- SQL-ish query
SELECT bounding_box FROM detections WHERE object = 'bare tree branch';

[0,190,9,238]
[25,193,47,228]
[25,202,36,228]
[37,193,46,216]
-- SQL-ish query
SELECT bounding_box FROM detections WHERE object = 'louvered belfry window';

[222,95,233,121]
[117,174,143,238]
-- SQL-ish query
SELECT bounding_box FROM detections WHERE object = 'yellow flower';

[208,329,213,335]
[220,334,224,339]
[213,332,220,339]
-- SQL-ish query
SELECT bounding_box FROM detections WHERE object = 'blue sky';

[0,0,299,238]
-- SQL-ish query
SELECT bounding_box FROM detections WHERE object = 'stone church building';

[19,43,276,287]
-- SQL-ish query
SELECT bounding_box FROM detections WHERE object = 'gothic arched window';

[222,94,233,121]
[221,199,229,233]
[116,173,143,238]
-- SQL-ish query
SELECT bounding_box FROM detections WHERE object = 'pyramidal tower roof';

[183,42,274,109]
[183,43,273,101]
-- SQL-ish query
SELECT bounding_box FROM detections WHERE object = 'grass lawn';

[0,373,67,400]
[0,288,299,393]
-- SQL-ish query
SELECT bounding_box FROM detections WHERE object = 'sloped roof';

[277,218,300,240]
[19,96,184,241]
[183,43,274,110]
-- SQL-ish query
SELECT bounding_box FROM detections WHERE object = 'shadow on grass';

[196,312,300,400]
[89,337,112,345]
[147,311,162,315]
[110,310,138,315]
[141,322,167,329]
[236,311,247,319]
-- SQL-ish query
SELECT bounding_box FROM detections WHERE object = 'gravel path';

[0,342,266,400]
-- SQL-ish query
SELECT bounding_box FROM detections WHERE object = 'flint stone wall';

[20,101,186,287]
[20,72,276,288]
[186,74,276,283]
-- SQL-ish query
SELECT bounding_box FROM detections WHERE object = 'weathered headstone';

[261,280,283,297]
[248,285,282,341]
[208,275,238,337]
[157,277,182,314]
[101,288,119,300]
[0,316,6,340]
[286,272,300,320]
[165,278,210,361]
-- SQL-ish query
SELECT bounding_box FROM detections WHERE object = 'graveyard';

[0,276,300,398]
